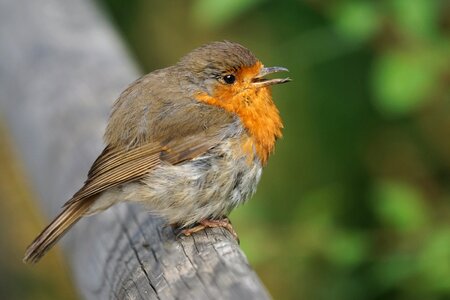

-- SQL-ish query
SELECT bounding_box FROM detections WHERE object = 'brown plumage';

[23,41,290,263]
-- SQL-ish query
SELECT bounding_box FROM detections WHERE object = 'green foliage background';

[1,1,448,299]
[99,0,450,299]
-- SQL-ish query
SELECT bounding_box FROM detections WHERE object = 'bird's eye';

[222,74,236,84]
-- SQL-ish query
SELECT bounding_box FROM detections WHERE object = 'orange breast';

[196,86,283,165]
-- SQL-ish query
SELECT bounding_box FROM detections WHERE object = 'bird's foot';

[181,218,239,243]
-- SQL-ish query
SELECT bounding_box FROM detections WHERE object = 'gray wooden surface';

[0,0,271,299]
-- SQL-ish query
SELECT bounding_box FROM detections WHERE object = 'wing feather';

[64,127,227,207]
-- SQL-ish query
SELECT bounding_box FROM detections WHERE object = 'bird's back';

[105,67,236,149]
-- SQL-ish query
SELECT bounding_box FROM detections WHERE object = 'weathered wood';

[0,0,271,299]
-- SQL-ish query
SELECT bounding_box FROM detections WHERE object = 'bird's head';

[177,41,291,164]
[178,41,290,99]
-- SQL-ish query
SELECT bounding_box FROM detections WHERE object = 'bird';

[23,41,290,263]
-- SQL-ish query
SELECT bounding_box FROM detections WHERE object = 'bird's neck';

[196,87,283,165]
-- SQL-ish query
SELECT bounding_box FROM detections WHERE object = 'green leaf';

[372,51,436,116]
[326,231,369,267]
[371,254,419,289]
[333,1,380,42]
[390,0,439,38]
[191,0,264,29]
[419,229,450,291]
[371,180,428,232]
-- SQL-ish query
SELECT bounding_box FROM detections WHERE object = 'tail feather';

[23,199,93,264]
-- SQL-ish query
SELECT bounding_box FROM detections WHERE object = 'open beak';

[252,66,291,88]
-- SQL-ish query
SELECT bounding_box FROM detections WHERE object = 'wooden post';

[0,0,271,299]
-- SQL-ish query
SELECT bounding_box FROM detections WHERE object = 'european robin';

[23,41,290,263]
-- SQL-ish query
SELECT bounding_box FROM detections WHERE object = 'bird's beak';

[252,66,291,88]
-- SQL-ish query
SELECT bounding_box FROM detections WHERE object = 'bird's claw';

[179,218,239,243]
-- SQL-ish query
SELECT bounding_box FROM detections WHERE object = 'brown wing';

[64,128,226,207]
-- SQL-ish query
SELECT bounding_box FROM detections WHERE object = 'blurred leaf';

[326,231,369,267]
[372,50,436,116]
[371,180,428,231]
[371,254,418,290]
[418,229,450,291]
[294,184,345,227]
[390,0,439,38]
[332,1,380,42]
[191,0,264,29]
